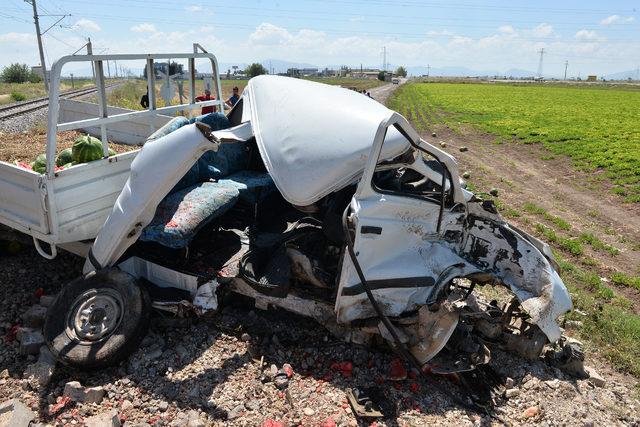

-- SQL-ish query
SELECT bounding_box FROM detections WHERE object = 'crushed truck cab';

[44,75,572,372]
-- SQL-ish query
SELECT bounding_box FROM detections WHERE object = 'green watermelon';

[72,135,104,163]
[32,154,47,174]
[56,148,73,167]
[61,162,75,169]
[108,148,116,157]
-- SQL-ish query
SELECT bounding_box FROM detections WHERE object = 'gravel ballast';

[0,237,638,426]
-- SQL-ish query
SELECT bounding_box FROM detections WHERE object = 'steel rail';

[0,84,120,121]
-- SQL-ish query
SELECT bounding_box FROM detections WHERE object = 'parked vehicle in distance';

[392,77,400,84]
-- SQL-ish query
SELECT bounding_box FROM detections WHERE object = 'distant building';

[31,65,48,80]
[350,69,393,81]
[586,75,597,82]
[287,68,319,77]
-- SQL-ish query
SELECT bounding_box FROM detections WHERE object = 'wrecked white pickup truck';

[39,73,573,372]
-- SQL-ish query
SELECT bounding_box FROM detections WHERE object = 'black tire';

[43,268,151,369]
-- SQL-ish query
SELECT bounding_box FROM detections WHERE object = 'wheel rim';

[66,288,124,343]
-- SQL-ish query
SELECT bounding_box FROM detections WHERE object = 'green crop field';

[388,82,640,202]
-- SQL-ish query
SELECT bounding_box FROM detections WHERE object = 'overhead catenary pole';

[25,0,48,91]
[427,64,430,78]
[536,48,545,78]
[382,46,387,71]
[87,38,95,82]
[564,60,568,80]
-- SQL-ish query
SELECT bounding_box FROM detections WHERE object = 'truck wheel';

[43,268,151,369]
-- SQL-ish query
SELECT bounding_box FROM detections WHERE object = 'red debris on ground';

[283,364,294,378]
[330,361,353,378]
[262,419,285,427]
[410,382,420,393]
[321,417,337,427]
[48,396,72,415]
[388,358,408,381]
[34,287,44,298]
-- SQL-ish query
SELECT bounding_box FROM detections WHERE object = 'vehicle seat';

[139,181,240,249]
[219,170,277,205]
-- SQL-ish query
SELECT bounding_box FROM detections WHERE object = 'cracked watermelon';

[32,154,47,174]
[55,148,73,167]
[72,135,103,163]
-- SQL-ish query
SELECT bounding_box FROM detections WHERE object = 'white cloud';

[73,18,101,32]
[574,29,599,41]
[532,23,553,37]
[600,15,635,25]
[130,23,157,33]
[1,19,639,82]
[498,25,515,34]
[249,23,292,45]
[601,15,620,25]
[0,32,35,43]
[186,5,202,12]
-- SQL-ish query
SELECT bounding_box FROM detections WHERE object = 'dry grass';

[0,80,94,105]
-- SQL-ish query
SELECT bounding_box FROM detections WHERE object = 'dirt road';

[369,78,406,104]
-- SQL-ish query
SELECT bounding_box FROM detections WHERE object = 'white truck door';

[335,114,466,323]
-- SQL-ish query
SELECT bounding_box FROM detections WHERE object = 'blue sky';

[1,0,638,76]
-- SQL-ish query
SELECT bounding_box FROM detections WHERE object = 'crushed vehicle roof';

[241,75,410,206]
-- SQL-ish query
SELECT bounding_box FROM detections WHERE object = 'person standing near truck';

[140,88,149,109]
[195,89,217,114]
[225,86,240,107]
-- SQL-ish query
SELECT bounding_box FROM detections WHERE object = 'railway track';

[0,84,119,121]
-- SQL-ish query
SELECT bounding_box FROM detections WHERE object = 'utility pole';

[25,0,48,91]
[382,46,387,71]
[536,48,545,78]
[87,38,95,82]
[427,64,430,77]
[564,60,568,80]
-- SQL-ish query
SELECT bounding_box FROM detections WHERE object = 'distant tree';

[395,66,407,77]
[168,61,183,76]
[245,63,268,78]
[377,71,386,81]
[1,63,41,83]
